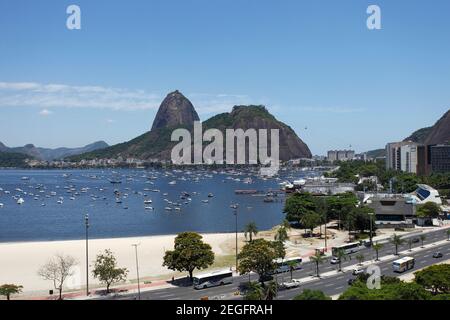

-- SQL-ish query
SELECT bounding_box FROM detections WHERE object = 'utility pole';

[132,243,141,300]
[85,214,89,296]
[233,205,239,272]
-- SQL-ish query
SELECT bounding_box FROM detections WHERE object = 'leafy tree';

[238,239,278,282]
[38,254,77,300]
[294,289,331,300]
[391,234,404,255]
[284,192,316,225]
[163,232,214,281]
[92,249,128,293]
[301,212,322,235]
[415,264,450,295]
[264,281,278,300]
[0,284,23,300]
[339,279,431,300]
[287,260,298,280]
[326,192,358,228]
[309,252,325,278]
[244,222,258,242]
[372,242,383,261]
[417,202,441,218]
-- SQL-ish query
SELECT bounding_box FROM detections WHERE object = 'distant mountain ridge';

[71,91,312,162]
[0,141,109,161]
[366,108,449,158]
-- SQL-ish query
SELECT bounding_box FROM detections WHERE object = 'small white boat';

[17,198,25,205]
[168,181,177,185]
[57,199,63,204]
[0,203,3,208]
[144,199,153,204]
[165,207,173,211]
[201,200,209,203]
[144,206,154,210]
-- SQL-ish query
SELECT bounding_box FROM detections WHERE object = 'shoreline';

[0,231,248,293]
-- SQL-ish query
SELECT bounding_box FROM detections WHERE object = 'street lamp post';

[132,243,141,300]
[368,212,374,246]
[85,214,89,296]
[233,205,239,272]
[324,212,328,252]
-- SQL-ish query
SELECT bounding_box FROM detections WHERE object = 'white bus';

[193,270,233,290]
[392,257,415,273]
[332,242,361,257]
[273,257,303,274]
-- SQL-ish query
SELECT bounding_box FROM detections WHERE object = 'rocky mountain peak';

[151,90,200,131]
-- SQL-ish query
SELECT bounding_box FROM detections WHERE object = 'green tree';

[419,235,426,248]
[416,202,441,218]
[356,253,365,265]
[38,254,77,300]
[244,281,278,300]
[92,249,128,293]
[163,232,214,281]
[274,226,289,243]
[326,192,358,229]
[446,229,450,241]
[294,289,331,300]
[372,242,383,261]
[264,281,278,300]
[415,264,450,295]
[287,260,298,280]
[391,234,404,256]
[238,239,278,282]
[0,284,23,300]
[244,222,258,242]
[309,252,325,278]
[339,280,431,300]
[301,212,322,236]
[334,248,347,272]
[284,192,316,225]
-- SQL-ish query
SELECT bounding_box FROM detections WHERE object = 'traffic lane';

[277,241,450,300]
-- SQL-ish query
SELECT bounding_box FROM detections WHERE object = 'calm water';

[0,168,317,242]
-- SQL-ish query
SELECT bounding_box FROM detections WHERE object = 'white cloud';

[0,81,253,115]
[39,108,53,116]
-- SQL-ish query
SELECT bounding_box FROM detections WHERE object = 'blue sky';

[0,0,449,155]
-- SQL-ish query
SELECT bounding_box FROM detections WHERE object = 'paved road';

[114,228,450,300]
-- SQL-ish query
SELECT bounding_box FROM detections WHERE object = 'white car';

[330,257,340,265]
[281,279,301,289]
[352,267,365,276]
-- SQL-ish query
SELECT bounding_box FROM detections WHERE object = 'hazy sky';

[0,0,449,155]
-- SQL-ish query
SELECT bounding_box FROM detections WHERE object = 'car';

[281,279,301,289]
[259,274,274,283]
[433,252,443,258]
[412,238,420,243]
[348,278,357,286]
[330,257,340,265]
[352,267,365,276]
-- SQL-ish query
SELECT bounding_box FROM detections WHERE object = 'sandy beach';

[0,232,241,294]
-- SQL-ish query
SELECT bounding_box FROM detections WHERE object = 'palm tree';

[309,252,325,278]
[372,242,383,261]
[408,238,413,251]
[391,234,404,256]
[274,226,289,243]
[419,235,426,248]
[334,248,347,272]
[287,260,297,280]
[245,282,265,300]
[244,222,258,242]
[264,281,278,300]
[356,253,365,265]
[446,229,450,241]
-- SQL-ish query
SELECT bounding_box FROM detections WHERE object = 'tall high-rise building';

[327,150,355,162]
[430,145,450,173]
[385,142,420,173]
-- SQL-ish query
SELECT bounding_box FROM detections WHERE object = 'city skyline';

[1,0,450,154]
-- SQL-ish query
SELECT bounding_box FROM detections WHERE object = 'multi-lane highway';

[113,228,450,300]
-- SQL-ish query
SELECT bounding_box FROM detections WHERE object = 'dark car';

[412,238,420,243]
[433,252,443,258]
